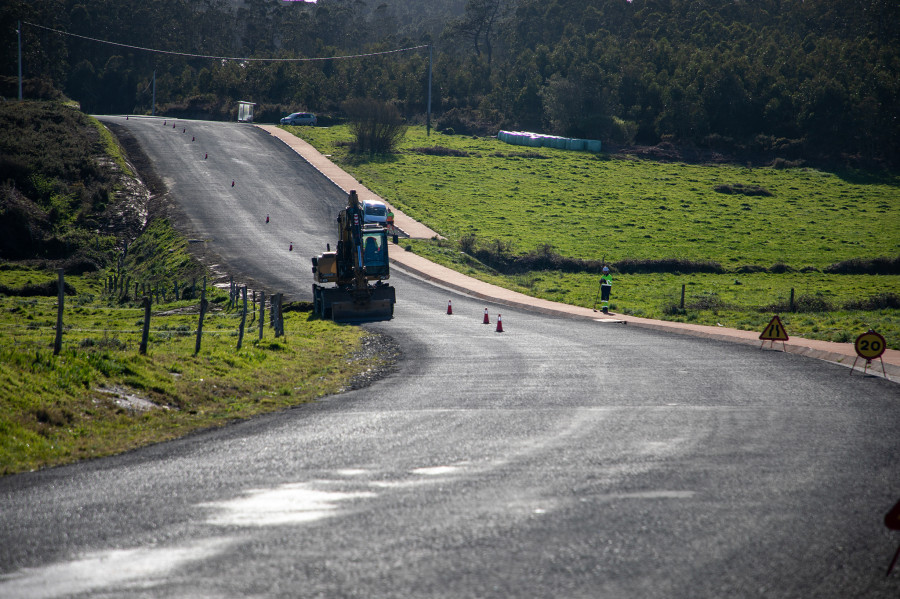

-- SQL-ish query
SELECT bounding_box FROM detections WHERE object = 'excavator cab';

[361,226,389,278]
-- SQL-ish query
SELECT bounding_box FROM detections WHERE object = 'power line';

[23,21,427,62]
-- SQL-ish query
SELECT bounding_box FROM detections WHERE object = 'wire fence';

[0,270,287,356]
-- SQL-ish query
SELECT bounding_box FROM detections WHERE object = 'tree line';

[2,0,897,167]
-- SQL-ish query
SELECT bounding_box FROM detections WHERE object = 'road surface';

[1,117,898,598]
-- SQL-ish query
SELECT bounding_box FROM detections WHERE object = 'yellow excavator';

[311,190,396,321]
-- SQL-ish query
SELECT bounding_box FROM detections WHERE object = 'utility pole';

[151,70,156,116]
[17,21,23,100]
[426,44,433,136]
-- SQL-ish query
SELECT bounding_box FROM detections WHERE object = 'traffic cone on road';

[289,242,293,251]
[266,214,270,224]
[231,180,235,187]
[496,314,503,333]
[204,153,207,159]
[192,136,195,142]
[447,300,453,315]
[482,308,490,324]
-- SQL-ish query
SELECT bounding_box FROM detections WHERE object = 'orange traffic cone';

[289,242,293,251]
[183,128,186,133]
[231,180,235,187]
[204,153,207,159]
[192,136,195,142]
[163,121,166,126]
[447,300,453,315]
[482,308,490,324]
[496,314,503,333]
[266,214,269,224]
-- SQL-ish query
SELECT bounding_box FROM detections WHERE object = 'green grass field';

[289,125,900,346]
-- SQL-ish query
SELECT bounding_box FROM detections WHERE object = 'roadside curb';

[392,253,899,380]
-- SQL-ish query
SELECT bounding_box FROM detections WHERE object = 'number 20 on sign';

[851,329,889,378]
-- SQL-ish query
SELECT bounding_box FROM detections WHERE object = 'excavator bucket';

[314,284,395,322]
[330,298,394,322]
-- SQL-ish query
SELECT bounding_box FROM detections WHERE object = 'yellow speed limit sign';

[854,330,886,360]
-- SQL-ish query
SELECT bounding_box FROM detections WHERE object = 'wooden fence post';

[53,269,64,355]
[275,293,284,338]
[194,284,208,355]
[140,296,151,355]
[680,284,686,310]
[237,286,247,350]
[259,292,265,340]
[789,288,795,312]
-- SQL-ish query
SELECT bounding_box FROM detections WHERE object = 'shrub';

[843,292,900,311]
[735,264,768,273]
[342,99,407,154]
[614,258,725,274]
[764,293,834,313]
[824,256,900,275]
[458,233,477,254]
[412,146,470,157]
[0,280,77,296]
[769,262,794,273]
[685,291,728,311]
[713,183,773,196]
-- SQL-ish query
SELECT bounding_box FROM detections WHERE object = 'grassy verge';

[0,262,380,476]
[292,125,900,347]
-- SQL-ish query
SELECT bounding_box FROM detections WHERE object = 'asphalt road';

[1,117,898,598]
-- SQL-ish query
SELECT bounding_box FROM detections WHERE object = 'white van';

[362,199,388,225]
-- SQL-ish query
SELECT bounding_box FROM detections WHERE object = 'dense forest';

[1,0,898,167]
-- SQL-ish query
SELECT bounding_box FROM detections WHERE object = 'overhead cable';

[23,22,427,62]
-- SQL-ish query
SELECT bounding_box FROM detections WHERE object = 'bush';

[824,256,900,275]
[614,258,725,274]
[735,264,768,273]
[342,99,407,154]
[769,262,794,273]
[843,292,900,311]
[713,183,773,196]
[0,280,77,297]
[434,108,499,137]
[685,291,729,311]
[412,146,470,157]
[764,293,834,313]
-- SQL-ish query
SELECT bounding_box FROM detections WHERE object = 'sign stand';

[759,314,789,351]
[850,329,889,379]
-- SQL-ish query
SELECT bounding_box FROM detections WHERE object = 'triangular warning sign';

[760,315,789,341]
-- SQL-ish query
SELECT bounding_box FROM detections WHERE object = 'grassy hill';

[291,125,900,347]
